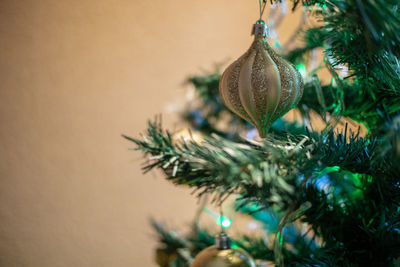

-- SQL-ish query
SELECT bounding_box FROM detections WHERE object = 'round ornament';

[172,128,204,145]
[219,21,304,137]
[191,232,256,267]
[155,248,177,267]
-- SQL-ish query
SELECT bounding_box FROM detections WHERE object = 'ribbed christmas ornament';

[191,232,256,267]
[219,21,304,137]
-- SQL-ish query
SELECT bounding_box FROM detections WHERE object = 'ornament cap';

[252,20,269,37]
[215,232,231,250]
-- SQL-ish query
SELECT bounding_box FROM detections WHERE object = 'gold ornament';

[155,248,177,267]
[219,21,304,137]
[172,128,204,145]
[191,232,256,267]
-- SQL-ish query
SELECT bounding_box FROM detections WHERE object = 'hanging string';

[259,0,268,21]
[219,205,224,233]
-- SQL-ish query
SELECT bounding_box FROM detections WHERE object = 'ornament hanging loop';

[258,0,267,20]
[255,0,269,37]
[215,232,231,250]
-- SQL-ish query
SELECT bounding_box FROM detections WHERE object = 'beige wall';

[0,1,299,266]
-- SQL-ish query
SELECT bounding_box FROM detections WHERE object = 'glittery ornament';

[219,21,304,137]
[191,232,256,267]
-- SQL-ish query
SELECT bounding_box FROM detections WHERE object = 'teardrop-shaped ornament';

[219,21,304,137]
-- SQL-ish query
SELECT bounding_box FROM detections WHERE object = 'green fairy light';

[231,244,239,249]
[296,64,307,77]
[276,231,283,246]
[317,2,327,10]
[203,208,232,228]
[217,216,232,229]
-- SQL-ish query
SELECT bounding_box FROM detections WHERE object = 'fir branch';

[124,121,383,209]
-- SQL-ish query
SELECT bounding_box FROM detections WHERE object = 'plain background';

[0,1,301,266]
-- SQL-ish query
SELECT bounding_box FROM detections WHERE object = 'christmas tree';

[124,0,400,266]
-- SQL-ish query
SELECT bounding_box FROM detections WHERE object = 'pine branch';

[124,121,385,209]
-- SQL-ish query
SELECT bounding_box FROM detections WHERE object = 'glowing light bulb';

[217,216,232,229]
[296,64,307,78]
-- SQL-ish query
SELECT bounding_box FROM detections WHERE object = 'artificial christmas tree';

[124,0,400,266]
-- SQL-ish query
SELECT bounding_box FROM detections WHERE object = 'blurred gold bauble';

[172,128,204,145]
[219,21,304,137]
[191,233,256,267]
[191,246,256,267]
[155,248,177,267]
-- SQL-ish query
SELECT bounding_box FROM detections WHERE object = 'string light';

[203,208,232,229]
[218,216,232,229]
[296,64,307,77]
